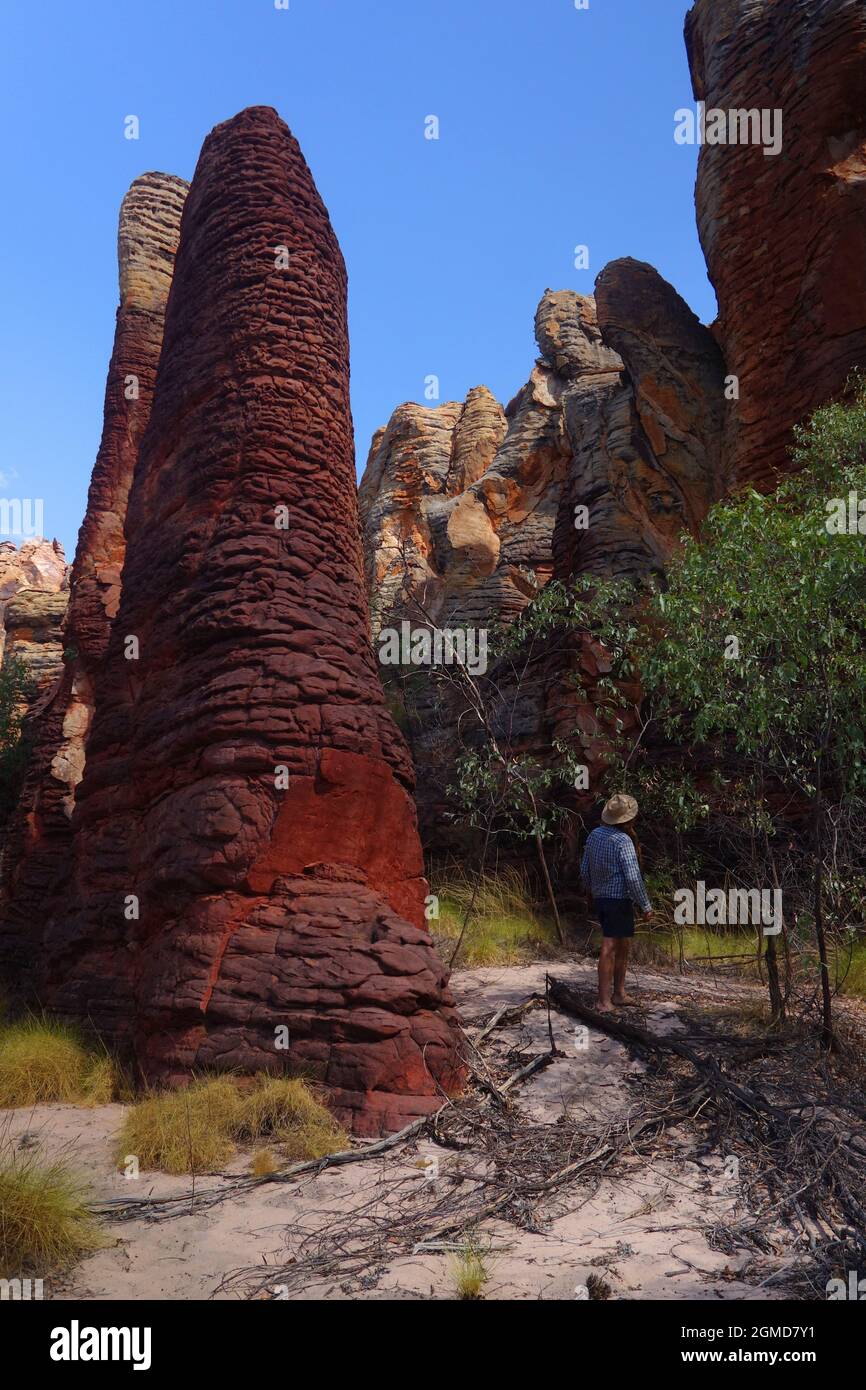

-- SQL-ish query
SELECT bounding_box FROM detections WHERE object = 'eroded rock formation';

[0,539,67,666]
[359,387,507,634]
[1,590,68,707]
[686,0,866,489]
[361,266,726,841]
[32,108,461,1135]
[360,292,626,637]
[546,258,727,774]
[552,258,727,583]
[0,174,187,987]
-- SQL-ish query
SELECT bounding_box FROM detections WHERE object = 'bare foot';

[612,994,637,1007]
[596,999,614,1014]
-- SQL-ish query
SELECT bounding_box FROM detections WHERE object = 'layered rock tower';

[29,108,461,1134]
[0,174,188,986]
[0,539,68,666]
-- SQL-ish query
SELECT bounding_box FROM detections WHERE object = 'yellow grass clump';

[450,1238,491,1300]
[115,1075,348,1177]
[114,1078,244,1176]
[0,1143,105,1277]
[0,1018,120,1108]
[233,1077,349,1161]
[250,1148,279,1178]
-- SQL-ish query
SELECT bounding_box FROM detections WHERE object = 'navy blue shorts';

[595,898,635,939]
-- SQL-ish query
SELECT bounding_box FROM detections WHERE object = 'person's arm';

[617,837,651,914]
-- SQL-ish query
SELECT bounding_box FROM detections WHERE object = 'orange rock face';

[552,258,727,584]
[546,258,727,780]
[0,540,68,709]
[686,0,866,488]
[22,108,462,1135]
[359,293,611,841]
[0,539,68,665]
[359,386,509,633]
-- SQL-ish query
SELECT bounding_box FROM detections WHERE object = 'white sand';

[4,961,804,1301]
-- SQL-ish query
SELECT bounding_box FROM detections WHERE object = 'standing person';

[580,793,653,1013]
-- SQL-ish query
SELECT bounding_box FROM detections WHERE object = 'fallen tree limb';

[469,994,544,1045]
[93,1113,434,1221]
[500,1053,554,1093]
[546,976,852,1141]
[95,1041,556,1222]
[547,973,866,1274]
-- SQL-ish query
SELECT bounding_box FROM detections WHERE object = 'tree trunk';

[757,769,785,1024]
[764,931,784,1024]
[535,828,565,945]
[813,762,834,1050]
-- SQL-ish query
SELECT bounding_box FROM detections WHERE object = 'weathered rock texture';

[359,292,618,841]
[686,0,866,489]
[1,590,69,706]
[359,387,508,634]
[0,539,67,666]
[33,108,461,1135]
[546,258,727,774]
[361,267,726,842]
[552,258,727,584]
[0,174,187,982]
[360,0,866,853]
[360,293,626,637]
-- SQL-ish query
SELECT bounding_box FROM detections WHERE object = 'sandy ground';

[4,960,801,1301]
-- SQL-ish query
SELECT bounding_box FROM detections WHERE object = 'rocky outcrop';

[686,0,866,489]
[552,258,727,583]
[359,0,866,852]
[361,268,726,842]
[0,541,67,863]
[27,107,461,1135]
[0,539,67,666]
[358,387,507,634]
[360,293,627,637]
[0,174,187,984]
[359,291,622,842]
[546,258,727,776]
[1,590,68,704]
[72,172,190,665]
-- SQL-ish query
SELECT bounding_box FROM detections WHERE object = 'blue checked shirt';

[580,824,651,912]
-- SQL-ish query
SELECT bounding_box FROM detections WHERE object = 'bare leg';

[597,938,616,1012]
[613,939,635,1005]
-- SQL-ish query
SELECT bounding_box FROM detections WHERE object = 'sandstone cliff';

[360,263,726,842]
[361,0,866,845]
[1,590,68,706]
[0,539,67,666]
[686,0,866,489]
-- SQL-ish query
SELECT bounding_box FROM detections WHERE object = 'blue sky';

[0,0,711,560]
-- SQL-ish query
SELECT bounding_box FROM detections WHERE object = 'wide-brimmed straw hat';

[601,792,639,825]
